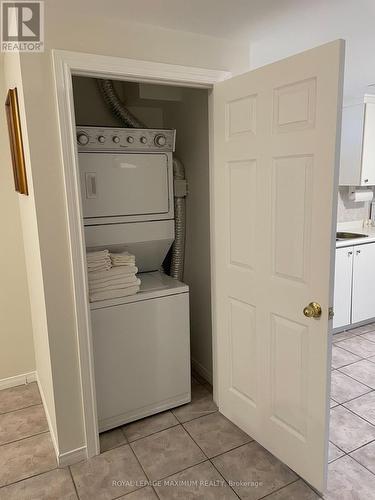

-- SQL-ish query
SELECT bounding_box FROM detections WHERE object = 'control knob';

[112,136,120,143]
[77,132,89,145]
[127,136,134,144]
[154,134,167,147]
[140,136,147,144]
[98,135,106,143]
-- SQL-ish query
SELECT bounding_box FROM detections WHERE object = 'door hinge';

[328,307,334,320]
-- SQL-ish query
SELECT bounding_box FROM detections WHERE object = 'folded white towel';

[87,255,110,262]
[89,285,140,302]
[87,249,109,258]
[110,250,134,259]
[87,255,111,262]
[88,266,138,281]
[87,265,111,273]
[88,274,139,289]
[87,250,110,261]
[110,251,136,266]
[89,278,141,293]
[87,263,111,273]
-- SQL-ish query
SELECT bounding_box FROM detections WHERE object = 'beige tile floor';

[327,321,375,499]
[1,324,375,499]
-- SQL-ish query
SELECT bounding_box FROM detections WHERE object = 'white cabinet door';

[212,40,344,491]
[333,247,353,329]
[352,243,375,323]
[361,100,375,185]
[339,97,375,186]
[339,104,364,185]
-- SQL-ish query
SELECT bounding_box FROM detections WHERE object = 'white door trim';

[52,49,230,458]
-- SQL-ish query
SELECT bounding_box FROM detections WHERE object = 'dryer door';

[78,152,174,224]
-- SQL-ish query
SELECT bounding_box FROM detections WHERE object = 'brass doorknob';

[303,302,322,318]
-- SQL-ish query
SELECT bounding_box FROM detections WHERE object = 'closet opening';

[71,76,214,446]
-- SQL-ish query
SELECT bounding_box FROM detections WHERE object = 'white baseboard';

[36,374,87,467]
[35,374,60,463]
[0,371,37,391]
[58,446,87,467]
[191,358,212,385]
[0,372,87,467]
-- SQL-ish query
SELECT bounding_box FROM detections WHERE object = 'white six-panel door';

[212,40,344,491]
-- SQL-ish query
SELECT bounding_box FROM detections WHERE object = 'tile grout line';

[206,458,242,499]
[348,452,375,478]
[68,466,80,499]
[335,366,375,391]
[126,428,210,492]
[181,416,253,462]
[344,389,375,410]
[0,457,58,491]
[0,402,43,417]
[257,478,304,500]
[347,436,375,455]
[0,429,50,449]
[357,331,375,342]
[172,408,218,425]
[333,341,375,361]
[336,402,375,429]
[330,389,374,407]
[122,422,181,445]
[109,443,158,500]
[180,422,242,498]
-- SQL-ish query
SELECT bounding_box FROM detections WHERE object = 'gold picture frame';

[5,88,28,195]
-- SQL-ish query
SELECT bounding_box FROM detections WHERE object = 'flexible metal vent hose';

[97,79,146,128]
[170,158,186,281]
[97,79,186,280]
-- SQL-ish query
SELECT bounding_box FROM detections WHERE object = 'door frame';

[52,49,231,458]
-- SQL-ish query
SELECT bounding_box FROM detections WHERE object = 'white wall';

[247,0,375,225]
[0,55,35,382]
[11,3,250,456]
[248,0,375,102]
[3,53,58,447]
[163,89,213,382]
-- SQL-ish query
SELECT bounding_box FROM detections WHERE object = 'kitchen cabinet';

[339,94,375,186]
[333,246,354,329]
[352,242,375,323]
[334,241,375,329]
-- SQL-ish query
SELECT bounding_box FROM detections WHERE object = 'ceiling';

[51,0,302,42]
[49,0,375,99]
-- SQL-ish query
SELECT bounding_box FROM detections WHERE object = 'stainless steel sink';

[336,232,369,241]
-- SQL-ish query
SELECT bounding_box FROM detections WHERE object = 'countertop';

[336,221,375,248]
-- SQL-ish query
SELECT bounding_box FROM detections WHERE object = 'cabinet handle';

[364,179,369,183]
[348,251,353,256]
[356,249,361,255]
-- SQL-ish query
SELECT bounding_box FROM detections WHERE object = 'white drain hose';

[97,79,186,280]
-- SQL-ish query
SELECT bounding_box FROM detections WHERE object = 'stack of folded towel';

[86,250,140,302]
[86,250,111,272]
[110,251,136,267]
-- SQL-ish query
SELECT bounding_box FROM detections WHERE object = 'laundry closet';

[72,77,212,434]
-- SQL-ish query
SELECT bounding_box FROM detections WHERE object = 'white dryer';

[77,126,191,432]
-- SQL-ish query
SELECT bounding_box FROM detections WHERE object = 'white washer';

[91,272,190,432]
[77,127,191,431]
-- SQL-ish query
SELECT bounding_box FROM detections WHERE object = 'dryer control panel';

[76,126,176,152]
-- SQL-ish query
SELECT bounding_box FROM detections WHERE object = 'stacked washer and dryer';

[77,126,191,432]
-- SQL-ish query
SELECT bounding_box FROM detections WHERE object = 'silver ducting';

[170,158,186,281]
[97,79,187,280]
[97,79,146,128]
